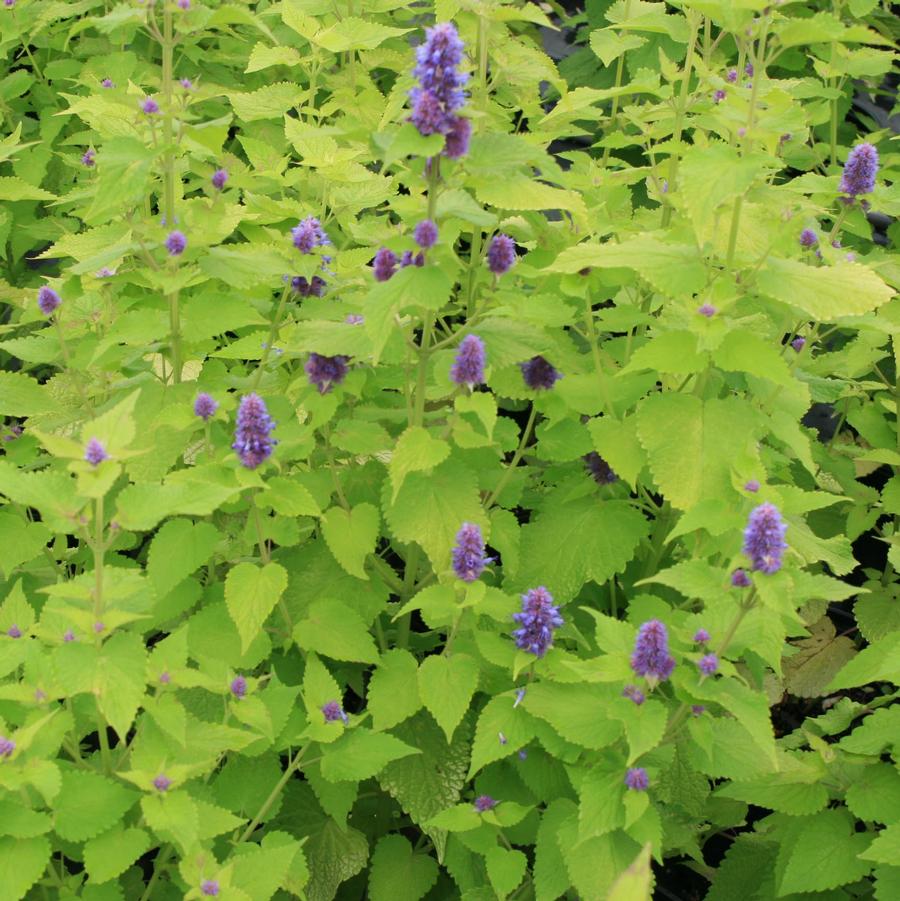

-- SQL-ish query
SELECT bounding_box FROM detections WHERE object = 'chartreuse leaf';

[485,846,527,898]
[369,834,439,901]
[511,498,649,600]
[862,824,900,865]
[0,371,55,416]
[636,394,762,510]
[293,599,379,663]
[95,632,147,741]
[390,427,451,501]
[225,561,288,654]
[368,649,422,731]
[83,827,152,884]
[607,844,653,901]
[756,258,893,320]
[320,728,419,782]
[54,767,139,842]
[140,790,199,854]
[523,683,622,750]
[147,518,221,600]
[469,695,535,777]
[384,458,487,575]
[0,801,51,838]
[588,415,646,488]
[828,631,900,690]
[0,836,51,900]
[418,653,479,742]
[231,832,303,901]
[321,503,379,579]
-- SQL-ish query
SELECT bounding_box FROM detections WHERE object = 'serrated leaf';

[321,504,379,579]
[54,768,139,842]
[369,834,439,901]
[636,394,761,510]
[293,599,379,663]
[225,562,288,654]
[485,846,527,898]
[0,176,56,201]
[783,616,857,698]
[147,519,221,601]
[83,827,151,884]
[469,695,535,777]
[231,833,302,901]
[0,371,54,416]
[312,16,409,51]
[95,631,148,740]
[418,654,479,743]
[828,631,900,690]
[0,836,51,900]
[228,82,304,121]
[510,497,649,600]
[368,649,422,731]
[523,682,622,750]
[390,427,451,501]
[757,258,893,320]
[141,790,199,854]
[320,728,419,782]
[304,818,368,901]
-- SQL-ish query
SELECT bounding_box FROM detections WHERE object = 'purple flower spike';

[212,169,228,190]
[799,228,818,248]
[101,78,114,88]
[373,248,397,282]
[7,625,21,639]
[409,22,468,138]
[82,149,96,168]
[141,97,160,114]
[474,795,497,812]
[37,286,61,316]
[232,393,277,469]
[744,480,760,493]
[840,143,878,198]
[452,522,490,582]
[165,230,186,256]
[194,392,218,421]
[444,116,472,159]
[630,620,675,684]
[625,767,649,791]
[742,503,788,574]
[697,303,716,318]
[791,336,806,352]
[487,234,516,275]
[0,737,15,759]
[322,700,349,724]
[84,438,109,467]
[414,220,438,250]
[622,684,645,706]
[153,774,172,792]
[450,334,486,387]
[698,653,719,676]
[512,587,564,658]
[520,355,561,391]
[230,675,247,700]
[584,452,617,485]
[693,628,710,644]
[305,353,349,395]
[200,881,220,897]
[731,568,751,589]
[291,216,330,254]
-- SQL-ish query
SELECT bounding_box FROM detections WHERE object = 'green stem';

[661,12,700,226]
[486,405,537,509]
[602,0,633,168]
[238,745,309,843]
[93,495,105,632]
[139,844,174,901]
[252,284,291,390]
[584,294,616,418]
[53,316,89,409]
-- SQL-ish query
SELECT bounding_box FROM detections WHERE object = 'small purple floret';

[414,220,438,249]
[373,248,397,282]
[625,767,649,791]
[698,653,719,676]
[512,587,564,658]
[487,234,516,275]
[799,228,818,248]
[693,628,710,644]
[84,438,109,467]
[451,522,490,582]
[63,630,75,642]
[0,737,14,759]
[200,881,220,897]
[450,335,486,387]
[744,480,760,493]
[520,356,561,391]
[82,149,96,168]
[840,143,878,198]
[631,620,675,683]
[698,303,716,317]
[584,452,617,485]
[37,286,61,316]
[230,675,247,700]
[291,275,326,297]
[305,353,349,394]
[444,116,472,159]
[474,795,497,812]
[291,216,330,254]
[791,336,806,352]
[6,625,21,639]
[345,314,364,325]
[101,78,114,88]
[194,392,218,421]
[212,169,228,190]
[141,97,160,114]
[742,503,788,574]
[322,700,349,724]
[153,774,172,792]
[714,89,726,103]
[622,684,645,706]
[232,393,277,469]
[692,705,706,716]
[165,230,186,256]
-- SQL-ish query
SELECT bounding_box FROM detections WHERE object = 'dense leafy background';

[0,0,898,898]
